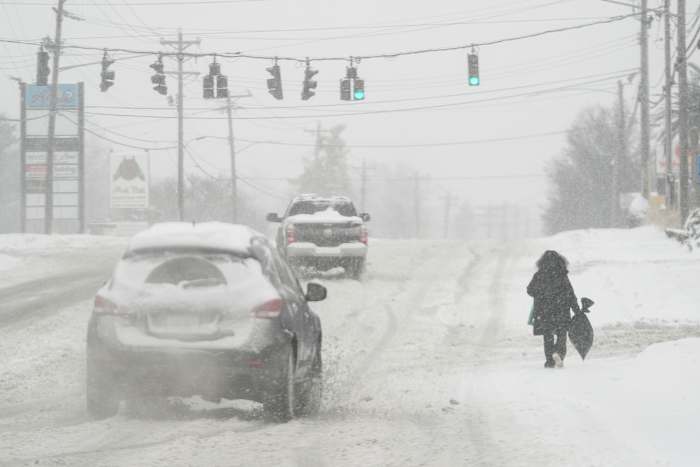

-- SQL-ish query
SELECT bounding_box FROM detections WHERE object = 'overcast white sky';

[1,0,698,217]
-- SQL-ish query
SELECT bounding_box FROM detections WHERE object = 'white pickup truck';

[267,194,370,279]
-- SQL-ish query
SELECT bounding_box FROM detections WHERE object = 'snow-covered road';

[1,229,699,466]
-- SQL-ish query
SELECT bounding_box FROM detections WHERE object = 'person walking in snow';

[527,250,580,368]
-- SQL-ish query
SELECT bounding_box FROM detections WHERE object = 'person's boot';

[553,353,563,368]
[544,360,555,368]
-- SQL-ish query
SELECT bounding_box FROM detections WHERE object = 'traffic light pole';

[677,0,690,225]
[640,0,651,199]
[664,0,674,208]
[44,0,66,234]
[161,29,200,221]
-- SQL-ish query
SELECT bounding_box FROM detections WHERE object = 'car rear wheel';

[263,347,296,422]
[296,346,322,417]
[86,349,120,419]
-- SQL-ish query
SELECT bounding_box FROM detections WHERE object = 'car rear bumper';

[286,242,367,258]
[88,316,290,401]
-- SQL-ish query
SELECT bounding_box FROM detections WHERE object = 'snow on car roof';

[126,222,261,255]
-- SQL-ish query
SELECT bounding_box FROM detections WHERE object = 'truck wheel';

[86,349,120,419]
[347,258,365,280]
[263,347,296,422]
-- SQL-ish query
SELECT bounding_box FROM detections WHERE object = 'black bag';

[569,297,594,360]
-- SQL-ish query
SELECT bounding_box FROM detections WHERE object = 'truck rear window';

[288,200,357,217]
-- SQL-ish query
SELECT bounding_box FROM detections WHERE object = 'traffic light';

[340,65,364,101]
[266,63,283,100]
[353,79,365,100]
[150,55,167,95]
[36,47,50,86]
[203,75,214,99]
[203,59,227,99]
[100,50,115,92]
[340,78,351,101]
[301,63,318,100]
[468,53,480,86]
[216,75,228,98]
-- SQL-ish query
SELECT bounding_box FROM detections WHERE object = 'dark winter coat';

[527,269,580,336]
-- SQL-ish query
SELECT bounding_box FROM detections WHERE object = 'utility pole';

[161,29,200,221]
[226,95,237,224]
[360,158,367,213]
[664,0,675,209]
[44,0,66,234]
[612,80,626,227]
[677,0,690,224]
[639,0,651,199]
[222,91,251,224]
[442,192,455,239]
[413,173,421,238]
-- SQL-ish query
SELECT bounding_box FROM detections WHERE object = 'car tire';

[296,346,322,417]
[86,347,120,419]
[263,347,296,422]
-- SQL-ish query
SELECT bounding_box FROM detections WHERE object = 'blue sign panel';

[25,84,79,109]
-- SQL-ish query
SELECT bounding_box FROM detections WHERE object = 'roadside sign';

[20,82,84,234]
[54,164,79,179]
[24,137,80,152]
[110,153,149,209]
[25,152,47,164]
[55,151,78,164]
[25,164,47,180]
[25,84,79,109]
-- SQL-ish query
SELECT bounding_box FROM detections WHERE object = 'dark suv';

[86,222,326,421]
[267,194,370,278]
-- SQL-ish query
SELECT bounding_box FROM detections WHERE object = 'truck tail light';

[360,226,368,245]
[252,298,283,319]
[286,224,296,244]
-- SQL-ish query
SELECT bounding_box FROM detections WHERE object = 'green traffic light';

[354,89,365,100]
[469,76,480,86]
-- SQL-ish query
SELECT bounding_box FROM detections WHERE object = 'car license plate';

[166,314,199,329]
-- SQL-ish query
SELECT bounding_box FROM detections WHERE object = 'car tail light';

[286,224,296,244]
[360,226,368,245]
[252,298,283,319]
[93,294,121,315]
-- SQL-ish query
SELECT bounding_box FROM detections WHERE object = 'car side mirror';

[305,282,327,302]
[360,213,371,222]
[266,212,282,223]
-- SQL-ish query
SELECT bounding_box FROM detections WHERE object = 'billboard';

[110,153,149,209]
[20,83,84,234]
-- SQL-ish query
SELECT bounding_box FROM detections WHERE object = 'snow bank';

[524,226,700,325]
[0,253,21,272]
[0,233,127,256]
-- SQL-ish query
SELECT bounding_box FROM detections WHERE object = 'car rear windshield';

[113,251,263,289]
[288,200,357,217]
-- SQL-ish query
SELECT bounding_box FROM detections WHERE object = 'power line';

[2,0,265,5]
[0,12,642,63]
